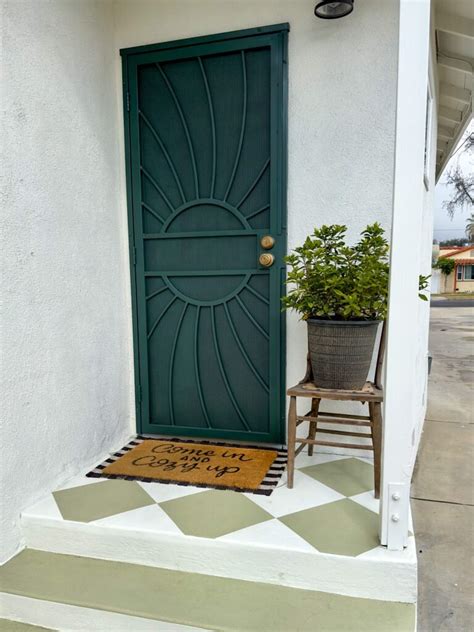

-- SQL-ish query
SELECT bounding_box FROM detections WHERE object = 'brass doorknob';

[259,253,275,268]
[260,235,275,250]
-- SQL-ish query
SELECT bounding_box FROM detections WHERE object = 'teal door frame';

[121,23,288,444]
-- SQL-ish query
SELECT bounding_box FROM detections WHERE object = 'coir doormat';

[87,437,287,496]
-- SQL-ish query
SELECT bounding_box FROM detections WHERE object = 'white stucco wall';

[0,0,134,563]
[1,0,402,562]
[113,0,400,396]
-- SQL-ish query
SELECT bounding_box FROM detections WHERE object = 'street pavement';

[431,299,474,308]
[412,304,474,631]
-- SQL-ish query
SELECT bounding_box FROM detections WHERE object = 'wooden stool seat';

[286,324,385,499]
[288,380,383,402]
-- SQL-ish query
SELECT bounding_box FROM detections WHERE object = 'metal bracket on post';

[386,483,409,551]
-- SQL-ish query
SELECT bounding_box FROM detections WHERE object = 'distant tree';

[443,132,474,219]
[466,213,474,242]
[439,237,470,247]
[443,167,474,218]
[463,133,474,152]
[435,258,455,276]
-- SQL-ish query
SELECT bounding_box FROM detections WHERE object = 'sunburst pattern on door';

[128,31,286,439]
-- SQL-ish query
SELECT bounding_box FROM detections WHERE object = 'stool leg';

[287,396,297,488]
[370,402,382,499]
[307,398,320,456]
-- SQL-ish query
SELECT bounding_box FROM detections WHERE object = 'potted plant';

[283,223,428,390]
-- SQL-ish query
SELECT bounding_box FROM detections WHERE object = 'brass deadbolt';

[260,235,275,250]
[259,253,275,268]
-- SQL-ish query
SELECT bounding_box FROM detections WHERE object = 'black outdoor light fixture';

[314,1,354,19]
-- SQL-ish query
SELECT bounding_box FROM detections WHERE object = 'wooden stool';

[286,325,385,499]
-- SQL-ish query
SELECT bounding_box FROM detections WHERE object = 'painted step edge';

[0,550,417,632]
[21,514,417,603]
[0,593,207,632]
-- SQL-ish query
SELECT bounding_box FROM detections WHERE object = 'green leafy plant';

[282,223,390,321]
[283,223,430,320]
[418,274,430,301]
[434,258,455,276]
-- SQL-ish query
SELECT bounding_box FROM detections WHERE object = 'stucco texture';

[112,0,400,397]
[1,0,400,562]
[0,0,134,563]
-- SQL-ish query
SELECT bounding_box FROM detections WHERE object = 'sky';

[433,120,474,243]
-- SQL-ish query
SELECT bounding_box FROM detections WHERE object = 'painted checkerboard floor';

[24,450,415,560]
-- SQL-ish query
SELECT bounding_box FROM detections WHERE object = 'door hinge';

[137,385,142,403]
[126,91,130,112]
[132,246,137,266]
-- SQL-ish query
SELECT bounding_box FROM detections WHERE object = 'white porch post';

[381,0,432,550]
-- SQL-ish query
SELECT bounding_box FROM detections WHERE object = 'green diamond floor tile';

[52,480,155,523]
[300,457,374,497]
[159,489,272,538]
[279,498,379,557]
[0,549,415,632]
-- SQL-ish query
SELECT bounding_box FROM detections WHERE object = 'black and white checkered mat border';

[87,436,288,496]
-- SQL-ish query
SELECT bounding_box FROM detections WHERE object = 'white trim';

[437,113,473,178]
[439,82,471,105]
[435,12,474,40]
[424,78,434,190]
[20,514,417,603]
[438,53,474,75]
[438,124,454,141]
[438,105,462,123]
[458,264,474,281]
[381,0,431,550]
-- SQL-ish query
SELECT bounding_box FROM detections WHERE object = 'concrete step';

[18,456,418,605]
[0,549,416,631]
[20,490,417,605]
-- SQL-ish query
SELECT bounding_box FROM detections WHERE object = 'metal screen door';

[122,24,288,442]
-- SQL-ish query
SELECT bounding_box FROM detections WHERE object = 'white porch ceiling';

[435,0,473,179]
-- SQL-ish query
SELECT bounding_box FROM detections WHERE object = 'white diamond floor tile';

[294,452,347,469]
[22,494,63,521]
[350,490,379,514]
[93,503,182,535]
[56,474,108,491]
[218,517,316,552]
[138,481,206,503]
[354,456,374,465]
[245,469,344,518]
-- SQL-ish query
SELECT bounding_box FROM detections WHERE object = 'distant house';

[436,246,474,293]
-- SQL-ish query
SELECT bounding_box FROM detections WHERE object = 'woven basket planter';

[307,319,380,390]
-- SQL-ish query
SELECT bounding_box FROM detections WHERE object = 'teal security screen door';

[122,25,288,443]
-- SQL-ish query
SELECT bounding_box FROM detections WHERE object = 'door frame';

[121,23,289,443]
